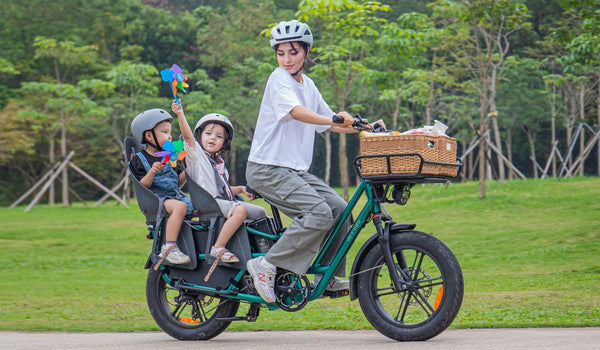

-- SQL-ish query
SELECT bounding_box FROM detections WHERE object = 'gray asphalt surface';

[2,328,599,350]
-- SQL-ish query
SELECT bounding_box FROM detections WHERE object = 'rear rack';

[353,153,463,184]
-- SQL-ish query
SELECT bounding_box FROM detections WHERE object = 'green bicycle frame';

[162,178,382,307]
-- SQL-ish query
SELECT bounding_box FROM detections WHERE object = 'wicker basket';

[359,134,458,177]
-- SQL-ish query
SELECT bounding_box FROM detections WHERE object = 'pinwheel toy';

[156,140,186,167]
[160,64,189,105]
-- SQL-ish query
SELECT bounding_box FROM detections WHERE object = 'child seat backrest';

[123,136,163,225]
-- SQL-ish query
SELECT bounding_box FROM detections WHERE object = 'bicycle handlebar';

[332,114,385,132]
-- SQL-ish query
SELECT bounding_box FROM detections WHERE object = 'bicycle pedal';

[322,289,350,298]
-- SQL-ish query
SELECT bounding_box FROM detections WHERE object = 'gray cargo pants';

[246,161,349,276]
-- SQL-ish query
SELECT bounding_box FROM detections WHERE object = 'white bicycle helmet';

[131,108,173,146]
[194,113,234,141]
[269,20,313,48]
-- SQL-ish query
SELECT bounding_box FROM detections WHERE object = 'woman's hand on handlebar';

[369,119,387,132]
[332,111,354,128]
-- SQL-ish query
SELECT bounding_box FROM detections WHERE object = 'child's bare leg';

[214,205,247,248]
[163,199,188,242]
[158,199,190,265]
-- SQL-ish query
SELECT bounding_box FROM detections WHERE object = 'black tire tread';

[357,231,463,341]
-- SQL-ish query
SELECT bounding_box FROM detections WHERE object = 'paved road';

[2,328,599,350]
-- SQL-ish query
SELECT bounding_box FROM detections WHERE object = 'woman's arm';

[171,101,196,148]
[289,105,354,127]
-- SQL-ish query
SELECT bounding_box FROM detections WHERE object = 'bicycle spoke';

[411,288,435,315]
[376,286,399,298]
[172,303,185,319]
[411,252,425,280]
[196,300,207,322]
[394,290,408,321]
[398,290,412,322]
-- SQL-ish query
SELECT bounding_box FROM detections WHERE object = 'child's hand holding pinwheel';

[156,140,186,167]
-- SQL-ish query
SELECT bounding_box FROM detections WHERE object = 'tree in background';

[19,37,101,206]
[432,0,530,197]
[559,0,600,175]
[298,0,390,199]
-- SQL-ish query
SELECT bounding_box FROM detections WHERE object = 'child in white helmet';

[172,101,267,264]
[129,108,193,265]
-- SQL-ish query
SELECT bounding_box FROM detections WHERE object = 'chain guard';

[274,272,311,312]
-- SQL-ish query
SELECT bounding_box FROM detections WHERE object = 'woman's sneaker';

[246,256,276,303]
[160,245,191,265]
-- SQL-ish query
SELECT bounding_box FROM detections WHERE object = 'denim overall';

[136,152,193,217]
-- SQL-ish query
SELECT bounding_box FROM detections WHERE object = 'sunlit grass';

[0,176,598,331]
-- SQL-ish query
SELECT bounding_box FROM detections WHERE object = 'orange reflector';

[434,285,444,310]
[179,317,199,324]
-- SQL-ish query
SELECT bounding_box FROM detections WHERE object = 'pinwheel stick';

[170,83,181,106]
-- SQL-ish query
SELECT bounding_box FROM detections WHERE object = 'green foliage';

[0,0,599,204]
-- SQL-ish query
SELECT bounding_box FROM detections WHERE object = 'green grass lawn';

[0,177,598,332]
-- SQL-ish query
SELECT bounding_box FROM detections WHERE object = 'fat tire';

[146,268,240,340]
[357,231,463,341]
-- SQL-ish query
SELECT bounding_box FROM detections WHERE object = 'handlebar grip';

[332,114,344,124]
[373,122,384,132]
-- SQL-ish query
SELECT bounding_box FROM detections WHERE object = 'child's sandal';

[210,246,239,263]
[204,247,239,282]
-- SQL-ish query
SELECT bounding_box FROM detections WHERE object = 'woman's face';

[201,123,226,156]
[276,41,306,76]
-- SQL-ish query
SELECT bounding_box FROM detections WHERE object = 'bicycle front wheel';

[357,231,463,341]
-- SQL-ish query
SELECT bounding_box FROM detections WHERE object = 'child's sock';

[165,241,177,248]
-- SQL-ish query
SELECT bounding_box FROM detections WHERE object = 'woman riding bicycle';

[245,19,384,303]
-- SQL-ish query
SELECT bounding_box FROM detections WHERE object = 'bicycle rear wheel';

[146,267,240,340]
[357,231,463,341]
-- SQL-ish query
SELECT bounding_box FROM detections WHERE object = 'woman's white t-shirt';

[248,67,334,172]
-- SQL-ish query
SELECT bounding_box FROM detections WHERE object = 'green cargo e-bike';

[124,117,464,342]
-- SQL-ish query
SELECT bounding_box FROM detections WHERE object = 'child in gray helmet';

[172,101,266,264]
[129,108,193,265]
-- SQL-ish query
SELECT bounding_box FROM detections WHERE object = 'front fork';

[372,215,409,291]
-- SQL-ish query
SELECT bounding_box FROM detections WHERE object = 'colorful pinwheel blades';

[160,64,189,103]
[156,140,186,166]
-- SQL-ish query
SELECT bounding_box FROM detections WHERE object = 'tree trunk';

[489,75,505,183]
[425,50,437,126]
[597,75,600,176]
[551,82,557,178]
[525,129,538,178]
[49,135,55,205]
[478,135,486,197]
[229,145,237,186]
[324,131,332,184]
[478,88,488,197]
[339,133,349,201]
[578,83,585,176]
[461,141,467,182]
[506,129,514,180]
[392,92,400,130]
[468,147,474,181]
[61,110,69,206]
